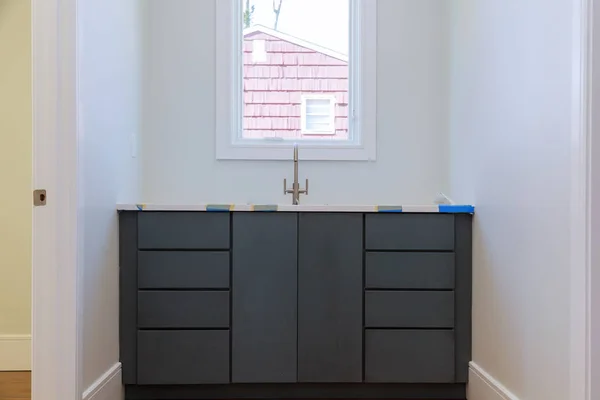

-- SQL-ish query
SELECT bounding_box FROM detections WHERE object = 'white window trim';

[215,0,377,161]
[301,95,336,135]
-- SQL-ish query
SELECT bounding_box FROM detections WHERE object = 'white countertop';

[116,203,475,213]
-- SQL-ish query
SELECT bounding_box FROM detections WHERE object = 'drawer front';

[138,291,229,328]
[138,212,230,250]
[138,251,229,289]
[365,214,454,250]
[366,252,455,289]
[138,330,230,384]
[365,291,454,328]
[365,329,455,383]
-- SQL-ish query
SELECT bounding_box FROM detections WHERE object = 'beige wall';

[0,0,32,370]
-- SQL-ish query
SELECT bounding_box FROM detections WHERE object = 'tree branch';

[273,0,283,30]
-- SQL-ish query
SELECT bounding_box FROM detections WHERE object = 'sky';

[243,0,349,54]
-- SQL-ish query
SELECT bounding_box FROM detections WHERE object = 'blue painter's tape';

[377,206,403,213]
[205,204,232,212]
[438,204,475,213]
[253,205,279,212]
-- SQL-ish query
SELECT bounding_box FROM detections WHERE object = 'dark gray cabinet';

[138,251,229,289]
[298,213,363,382]
[232,213,298,383]
[365,252,455,289]
[365,329,455,383]
[138,291,229,328]
[137,212,230,250]
[365,291,455,328]
[120,211,473,400]
[365,213,454,250]
[137,330,230,384]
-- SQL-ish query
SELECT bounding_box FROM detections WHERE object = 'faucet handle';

[298,179,308,194]
[283,178,288,194]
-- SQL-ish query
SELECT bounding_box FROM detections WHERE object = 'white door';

[31,0,81,399]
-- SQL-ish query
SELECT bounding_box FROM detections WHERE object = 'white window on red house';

[301,96,336,135]
[251,39,267,63]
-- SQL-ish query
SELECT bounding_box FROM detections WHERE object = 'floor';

[0,372,30,400]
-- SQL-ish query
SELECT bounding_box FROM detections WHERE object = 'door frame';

[31,0,81,399]
[29,0,595,399]
[571,0,594,399]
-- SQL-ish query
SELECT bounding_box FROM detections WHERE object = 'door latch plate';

[33,189,47,206]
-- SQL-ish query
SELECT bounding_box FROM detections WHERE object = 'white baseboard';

[0,334,31,371]
[82,362,123,400]
[468,362,520,400]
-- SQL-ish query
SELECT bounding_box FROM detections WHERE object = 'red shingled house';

[242,25,349,140]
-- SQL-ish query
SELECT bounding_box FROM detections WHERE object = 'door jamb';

[31,0,81,399]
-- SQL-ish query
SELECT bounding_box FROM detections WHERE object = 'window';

[251,39,266,63]
[216,0,376,161]
[301,96,336,135]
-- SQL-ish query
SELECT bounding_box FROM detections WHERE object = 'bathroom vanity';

[118,204,473,400]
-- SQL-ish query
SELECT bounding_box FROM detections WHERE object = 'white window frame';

[216,0,377,161]
[251,39,267,63]
[301,95,336,135]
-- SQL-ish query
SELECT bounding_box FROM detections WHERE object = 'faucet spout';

[284,144,308,205]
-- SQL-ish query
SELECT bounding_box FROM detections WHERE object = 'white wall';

[141,0,451,205]
[78,0,142,390]
[448,1,573,399]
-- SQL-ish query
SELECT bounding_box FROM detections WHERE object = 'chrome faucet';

[283,144,308,205]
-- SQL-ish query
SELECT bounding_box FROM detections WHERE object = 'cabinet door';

[365,214,454,250]
[365,329,455,383]
[232,213,298,383]
[138,330,230,385]
[298,213,363,382]
[138,212,230,250]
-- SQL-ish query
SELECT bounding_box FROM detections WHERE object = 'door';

[231,213,298,383]
[297,213,363,382]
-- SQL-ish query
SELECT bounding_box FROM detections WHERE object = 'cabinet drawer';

[365,214,454,250]
[138,291,229,328]
[365,329,455,383]
[138,330,230,384]
[138,212,230,250]
[138,251,229,289]
[365,291,454,328]
[366,252,455,289]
